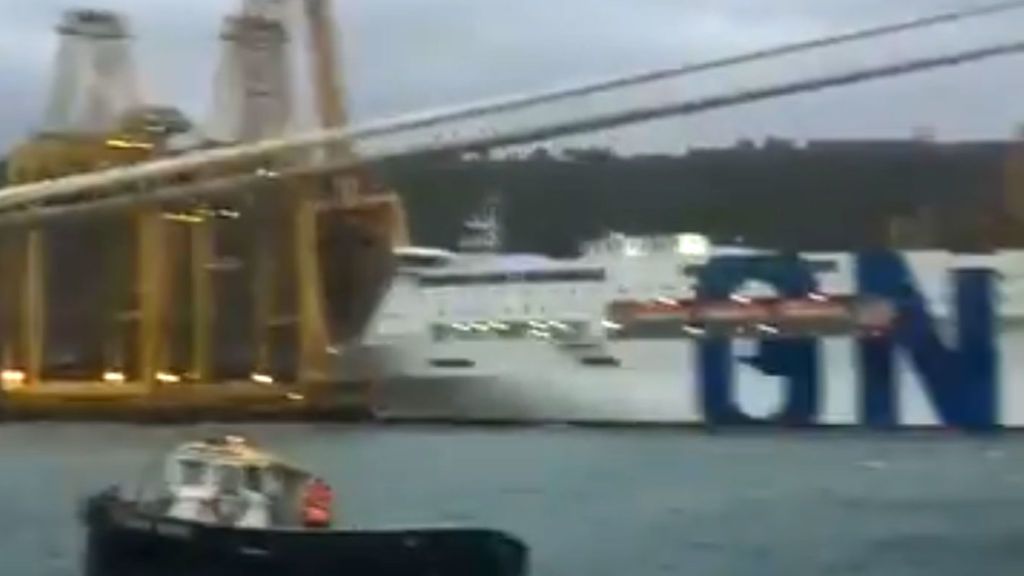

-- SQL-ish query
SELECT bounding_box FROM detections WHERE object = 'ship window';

[432,325,451,341]
[419,268,605,287]
[397,253,450,268]
[523,269,606,282]
[430,358,476,368]
[217,465,243,494]
[681,259,839,277]
[805,259,839,273]
[681,264,703,277]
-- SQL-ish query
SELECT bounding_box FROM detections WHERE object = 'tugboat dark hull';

[81,489,528,576]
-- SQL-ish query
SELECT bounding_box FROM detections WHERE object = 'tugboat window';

[178,459,206,486]
[244,466,263,492]
[217,465,243,494]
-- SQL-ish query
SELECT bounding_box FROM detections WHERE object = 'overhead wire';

[1,1,1024,210]
[342,0,1024,136]
[437,39,1024,151]
[5,37,1024,226]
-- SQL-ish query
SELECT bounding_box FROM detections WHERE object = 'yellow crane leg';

[304,0,360,207]
[137,209,168,389]
[189,221,213,383]
[294,194,330,386]
[21,229,45,386]
[103,223,131,374]
[252,222,276,377]
[0,235,18,371]
[304,0,349,132]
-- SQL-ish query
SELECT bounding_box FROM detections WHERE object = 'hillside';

[376,140,1015,254]
[0,138,1018,253]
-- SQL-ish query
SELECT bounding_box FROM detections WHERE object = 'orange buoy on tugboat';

[301,476,333,528]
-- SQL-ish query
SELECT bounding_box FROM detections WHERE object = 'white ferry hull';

[351,328,1024,427]
[353,238,1024,429]
[356,339,697,423]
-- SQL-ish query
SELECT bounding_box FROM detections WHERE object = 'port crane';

[0,1,1021,420]
[0,0,407,408]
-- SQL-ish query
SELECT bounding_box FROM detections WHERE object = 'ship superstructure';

[343,200,1024,425]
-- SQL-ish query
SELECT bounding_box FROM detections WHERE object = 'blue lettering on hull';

[696,251,998,430]
[856,251,996,431]
[697,254,820,427]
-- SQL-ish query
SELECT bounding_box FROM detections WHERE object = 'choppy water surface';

[2,424,1024,576]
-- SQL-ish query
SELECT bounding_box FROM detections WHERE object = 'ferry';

[80,435,528,576]
[336,198,1024,426]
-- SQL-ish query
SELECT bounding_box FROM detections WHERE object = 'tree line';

[375,140,1016,254]
[2,139,1018,254]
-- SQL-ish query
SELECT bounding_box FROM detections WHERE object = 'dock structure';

[0,5,408,420]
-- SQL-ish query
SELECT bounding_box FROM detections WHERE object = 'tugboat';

[80,435,528,576]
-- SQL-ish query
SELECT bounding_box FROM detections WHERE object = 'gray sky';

[3,0,1024,153]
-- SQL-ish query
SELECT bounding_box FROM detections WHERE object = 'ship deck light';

[105,138,154,150]
[102,371,126,384]
[155,371,181,384]
[1,369,26,390]
[602,319,623,331]
[251,372,274,385]
[683,325,706,336]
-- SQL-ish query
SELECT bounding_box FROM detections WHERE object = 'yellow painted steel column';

[252,230,276,377]
[294,195,329,384]
[103,222,130,374]
[303,0,360,206]
[304,0,349,132]
[21,230,45,386]
[0,236,17,370]
[137,209,168,389]
[189,221,214,382]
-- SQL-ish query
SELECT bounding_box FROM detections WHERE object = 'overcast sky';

[4,0,1024,153]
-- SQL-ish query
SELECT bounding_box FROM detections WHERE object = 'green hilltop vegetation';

[377,140,1017,254]
[0,139,1017,253]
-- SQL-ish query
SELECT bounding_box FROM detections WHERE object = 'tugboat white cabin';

[162,436,319,529]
